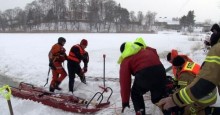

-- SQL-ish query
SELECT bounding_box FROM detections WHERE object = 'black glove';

[83,67,87,73]
[79,71,86,84]
[49,61,56,70]
[121,102,130,113]
[204,40,210,46]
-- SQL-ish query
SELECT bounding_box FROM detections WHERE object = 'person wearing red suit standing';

[48,37,67,92]
[118,41,166,115]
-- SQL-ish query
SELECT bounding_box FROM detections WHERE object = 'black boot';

[49,85,55,92]
[55,81,62,90]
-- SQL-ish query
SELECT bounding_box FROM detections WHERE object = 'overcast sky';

[0,0,220,22]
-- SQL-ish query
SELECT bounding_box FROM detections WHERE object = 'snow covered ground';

[0,31,208,115]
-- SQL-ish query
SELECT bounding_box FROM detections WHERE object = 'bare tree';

[0,11,8,31]
[25,1,45,31]
[103,0,116,32]
[14,8,27,31]
[88,0,100,32]
[145,11,157,31]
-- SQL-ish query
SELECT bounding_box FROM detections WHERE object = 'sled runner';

[11,82,112,114]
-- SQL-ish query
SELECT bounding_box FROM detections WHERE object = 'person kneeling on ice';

[48,37,67,92]
[67,39,89,93]
[118,41,167,115]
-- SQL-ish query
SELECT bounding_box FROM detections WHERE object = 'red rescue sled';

[11,82,112,114]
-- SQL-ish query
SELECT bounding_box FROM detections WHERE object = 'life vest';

[170,49,193,77]
[176,62,200,79]
[68,44,86,62]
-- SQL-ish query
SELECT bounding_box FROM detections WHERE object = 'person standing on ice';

[118,38,167,115]
[67,39,89,93]
[48,37,67,92]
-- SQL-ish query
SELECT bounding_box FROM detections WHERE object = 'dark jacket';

[210,24,220,47]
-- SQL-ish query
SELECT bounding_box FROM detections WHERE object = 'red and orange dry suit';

[48,43,67,89]
[169,49,193,78]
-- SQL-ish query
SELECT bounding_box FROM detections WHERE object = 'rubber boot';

[49,84,55,92]
[55,81,62,90]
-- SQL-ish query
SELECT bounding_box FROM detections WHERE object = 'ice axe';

[0,85,14,115]
[99,54,108,92]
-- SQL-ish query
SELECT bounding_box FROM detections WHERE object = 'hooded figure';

[205,24,220,47]
[118,40,166,115]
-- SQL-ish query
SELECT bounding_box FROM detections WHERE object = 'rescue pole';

[0,85,14,115]
[44,67,50,87]
[99,54,108,92]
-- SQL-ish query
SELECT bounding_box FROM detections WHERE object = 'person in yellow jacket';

[157,42,220,115]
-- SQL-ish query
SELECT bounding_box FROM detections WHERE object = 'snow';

[0,31,208,115]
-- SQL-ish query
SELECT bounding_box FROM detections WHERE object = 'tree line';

[0,0,197,33]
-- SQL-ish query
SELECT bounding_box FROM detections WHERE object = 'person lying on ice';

[48,37,67,92]
[67,39,89,93]
[118,39,167,115]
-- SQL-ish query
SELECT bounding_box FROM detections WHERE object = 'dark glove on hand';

[121,103,130,113]
[83,67,87,73]
[49,61,56,70]
[204,40,210,46]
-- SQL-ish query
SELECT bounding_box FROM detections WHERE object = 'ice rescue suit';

[118,42,166,114]
[67,44,89,92]
[169,49,193,78]
[48,43,67,91]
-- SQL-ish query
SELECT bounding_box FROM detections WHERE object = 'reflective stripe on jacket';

[176,62,200,79]
[173,43,220,107]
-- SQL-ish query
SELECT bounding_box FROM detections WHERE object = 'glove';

[204,40,210,46]
[80,75,86,84]
[49,61,56,70]
[83,67,87,73]
[121,102,130,113]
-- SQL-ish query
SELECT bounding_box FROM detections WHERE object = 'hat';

[172,56,185,66]
[211,24,220,32]
[80,39,88,46]
[120,42,126,53]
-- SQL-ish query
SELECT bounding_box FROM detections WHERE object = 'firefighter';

[170,56,206,115]
[67,39,89,93]
[118,41,167,115]
[48,37,67,92]
[157,42,220,115]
